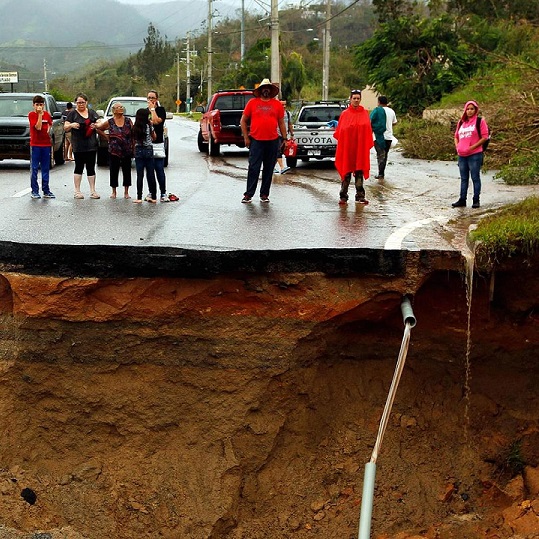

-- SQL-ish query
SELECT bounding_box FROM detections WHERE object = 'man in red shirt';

[334,89,373,205]
[28,95,55,199]
[240,79,287,203]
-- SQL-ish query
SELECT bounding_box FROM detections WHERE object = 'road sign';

[175,99,182,105]
[0,71,18,84]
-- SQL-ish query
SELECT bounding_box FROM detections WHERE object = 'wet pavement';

[0,117,536,277]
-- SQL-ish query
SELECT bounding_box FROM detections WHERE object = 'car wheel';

[287,157,298,168]
[53,141,65,165]
[97,147,109,166]
[197,130,208,153]
[209,134,220,156]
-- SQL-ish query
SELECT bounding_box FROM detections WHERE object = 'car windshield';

[107,100,148,117]
[0,97,35,117]
[214,94,254,110]
[299,107,343,123]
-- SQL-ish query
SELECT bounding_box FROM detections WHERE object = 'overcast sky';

[115,0,267,7]
[114,0,297,11]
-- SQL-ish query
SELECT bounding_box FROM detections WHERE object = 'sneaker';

[160,194,170,202]
[241,195,252,204]
[273,169,280,174]
[472,200,480,208]
[31,192,41,199]
[280,166,290,174]
[451,199,466,208]
[260,196,270,203]
[374,175,384,180]
[43,192,55,199]
[145,194,153,202]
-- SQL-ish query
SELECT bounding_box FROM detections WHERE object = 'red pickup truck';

[196,89,254,156]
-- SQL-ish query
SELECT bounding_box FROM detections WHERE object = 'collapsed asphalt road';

[0,116,536,277]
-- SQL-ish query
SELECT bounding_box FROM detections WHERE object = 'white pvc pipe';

[358,462,377,539]
[357,296,417,539]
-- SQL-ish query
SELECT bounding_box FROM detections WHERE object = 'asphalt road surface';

[0,117,536,255]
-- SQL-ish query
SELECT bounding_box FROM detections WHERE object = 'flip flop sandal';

[74,192,84,199]
[90,192,101,199]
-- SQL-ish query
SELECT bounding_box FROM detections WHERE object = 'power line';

[0,1,363,54]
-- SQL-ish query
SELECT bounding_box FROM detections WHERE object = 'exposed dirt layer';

[0,261,538,539]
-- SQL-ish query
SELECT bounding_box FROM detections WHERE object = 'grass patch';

[470,196,539,261]
[177,112,202,122]
[436,64,528,110]
[495,152,539,185]
[396,117,456,161]
[504,440,526,478]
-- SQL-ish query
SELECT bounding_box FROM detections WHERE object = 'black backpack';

[458,116,490,151]
[476,116,490,151]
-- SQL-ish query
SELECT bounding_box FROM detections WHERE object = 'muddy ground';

[0,259,538,539]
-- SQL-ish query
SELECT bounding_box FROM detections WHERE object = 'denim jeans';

[30,146,51,194]
[135,146,156,199]
[458,152,483,201]
[245,138,280,198]
[154,156,166,196]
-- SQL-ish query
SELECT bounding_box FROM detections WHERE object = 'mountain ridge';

[0,0,239,76]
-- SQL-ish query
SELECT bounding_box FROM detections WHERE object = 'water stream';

[462,246,475,446]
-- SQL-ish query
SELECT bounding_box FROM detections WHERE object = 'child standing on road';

[132,108,157,204]
[28,95,55,199]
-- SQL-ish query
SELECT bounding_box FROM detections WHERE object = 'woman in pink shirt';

[452,100,489,208]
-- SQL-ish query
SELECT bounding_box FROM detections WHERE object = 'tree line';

[48,0,539,117]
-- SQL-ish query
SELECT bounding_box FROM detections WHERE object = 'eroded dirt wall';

[0,269,537,539]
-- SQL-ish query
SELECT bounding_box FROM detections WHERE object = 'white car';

[96,96,171,167]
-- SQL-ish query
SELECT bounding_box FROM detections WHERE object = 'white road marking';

[12,188,32,198]
[385,216,446,250]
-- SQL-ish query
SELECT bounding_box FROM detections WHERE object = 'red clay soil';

[0,261,537,539]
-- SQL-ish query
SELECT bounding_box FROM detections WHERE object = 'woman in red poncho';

[334,89,373,205]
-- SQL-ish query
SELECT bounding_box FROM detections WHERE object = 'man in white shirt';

[374,96,397,180]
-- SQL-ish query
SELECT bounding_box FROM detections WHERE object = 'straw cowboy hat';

[253,78,279,98]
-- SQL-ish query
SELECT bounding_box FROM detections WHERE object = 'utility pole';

[43,58,48,93]
[322,0,331,100]
[186,32,191,112]
[240,0,245,63]
[270,0,280,88]
[176,52,180,113]
[207,0,213,99]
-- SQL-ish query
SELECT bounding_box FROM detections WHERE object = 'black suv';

[0,93,65,166]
